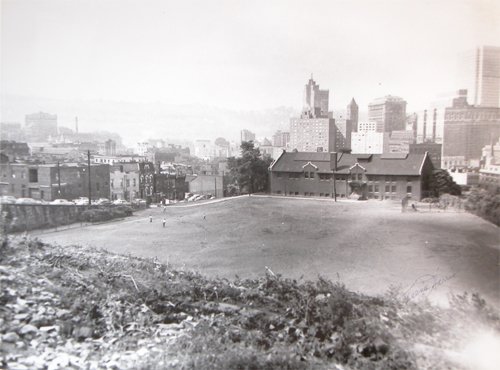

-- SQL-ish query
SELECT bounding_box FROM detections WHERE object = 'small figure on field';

[411,203,418,212]
[401,195,409,212]
[149,215,153,223]
[162,218,166,228]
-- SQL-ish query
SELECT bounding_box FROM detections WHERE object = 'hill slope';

[1,236,499,369]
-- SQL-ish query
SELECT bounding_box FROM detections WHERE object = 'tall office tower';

[302,76,330,118]
[240,129,256,143]
[24,112,58,141]
[368,96,407,133]
[289,76,341,152]
[346,98,359,132]
[272,130,290,148]
[459,46,500,107]
[442,89,500,168]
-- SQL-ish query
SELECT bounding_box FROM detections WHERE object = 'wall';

[1,204,89,233]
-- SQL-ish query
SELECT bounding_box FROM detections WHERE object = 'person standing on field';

[149,215,153,223]
[162,217,166,228]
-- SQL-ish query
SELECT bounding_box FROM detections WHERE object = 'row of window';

[111,178,137,188]
[276,172,414,183]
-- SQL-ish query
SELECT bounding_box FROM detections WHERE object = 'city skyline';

[2,0,500,146]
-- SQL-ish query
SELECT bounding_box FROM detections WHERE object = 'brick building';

[270,151,434,200]
[442,90,500,168]
[0,163,110,201]
[110,163,140,201]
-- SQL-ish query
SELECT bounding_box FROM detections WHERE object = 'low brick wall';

[1,204,90,234]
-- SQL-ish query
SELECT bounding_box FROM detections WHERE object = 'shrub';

[78,206,133,223]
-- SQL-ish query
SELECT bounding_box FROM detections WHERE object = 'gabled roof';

[270,151,430,176]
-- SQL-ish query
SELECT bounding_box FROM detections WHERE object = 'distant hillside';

[1,94,298,146]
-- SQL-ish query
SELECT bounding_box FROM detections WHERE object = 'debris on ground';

[0,236,498,369]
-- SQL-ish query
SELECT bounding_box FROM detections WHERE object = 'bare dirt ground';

[34,196,500,307]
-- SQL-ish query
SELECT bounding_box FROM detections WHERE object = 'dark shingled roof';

[270,151,428,176]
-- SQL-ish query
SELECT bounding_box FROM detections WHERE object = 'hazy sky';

[2,0,499,114]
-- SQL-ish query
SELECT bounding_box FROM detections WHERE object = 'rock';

[47,353,70,370]
[2,332,20,343]
[374,337,389,354]
[40,325,59,333]
[55,309,71,319]
[73,326,93,341]
[14,313,30,321]
[19,324,38,335]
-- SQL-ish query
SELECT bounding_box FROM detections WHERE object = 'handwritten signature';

[403,272,456,301]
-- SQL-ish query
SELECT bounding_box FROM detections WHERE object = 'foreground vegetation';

[0,237,499,369]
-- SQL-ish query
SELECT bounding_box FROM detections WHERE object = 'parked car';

[73,197,89,205]
[16,198,41,205]
[0,196,17,204]
[51,199,75,205]
[95,198,112,206]
[112,199,130,205]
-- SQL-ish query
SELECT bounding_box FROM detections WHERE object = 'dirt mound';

[0,236,498,369]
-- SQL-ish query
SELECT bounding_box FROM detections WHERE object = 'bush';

[78,206,133,223]
[464,188,500,226]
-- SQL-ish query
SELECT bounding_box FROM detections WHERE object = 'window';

[385,185,390,193]
[111,180,114,188]
[295,192,299,195]
[391,184,397,193]
[276,173,282,178]
[304,172,309,178]
[357,173,363,181]
[276,190,282,194]
[304,192,309,196]
[374,184,379,192]
[126,179,130,187]
[406,185,412,194]
[40,191,44,199]
[133,179,136,187]
[325,193,330,197]
[320,193,324,196]
[368,185,373,192]
[28,169,38,183]
[319,174,332,180]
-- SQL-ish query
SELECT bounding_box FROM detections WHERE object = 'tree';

[429,169,461,197]
[227,141,273,194]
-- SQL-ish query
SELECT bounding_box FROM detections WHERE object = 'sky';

[1,0,499,141]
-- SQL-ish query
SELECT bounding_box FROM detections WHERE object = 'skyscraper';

[289,76,342,153]
[368,96,407,133]
[302,76,330,118]
[459,46,500,108]
[240,129,256,143]
[346,98,359,132]
[442,90,500,168]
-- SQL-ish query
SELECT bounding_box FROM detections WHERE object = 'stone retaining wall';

[1,204,90,234]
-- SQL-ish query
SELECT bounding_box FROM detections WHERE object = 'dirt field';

[34,196,500,307]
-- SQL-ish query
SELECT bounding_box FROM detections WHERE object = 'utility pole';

[214,175,217,198]
[333,173,337,202]
[57,161,61,196]
[87,150,91,205]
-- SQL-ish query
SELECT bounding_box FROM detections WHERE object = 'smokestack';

[330,152,337,172]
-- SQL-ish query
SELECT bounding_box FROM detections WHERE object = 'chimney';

[330,152,337,172]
